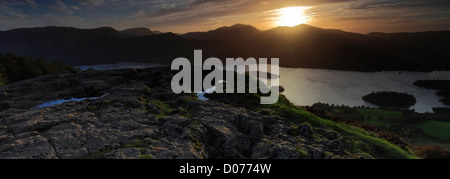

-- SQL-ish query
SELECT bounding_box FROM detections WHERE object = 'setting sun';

[275,7,311,27]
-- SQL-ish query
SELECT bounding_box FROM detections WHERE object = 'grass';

[123,140,147,148]
[292,108,416,159]
[364,119,390,127]
[324,105,450,153]
[193,139,203,150]
[188,120,200,126]
[289,123,313,137]
[139,154,154,159]
[256,96,415,158]
[84,149,111,159]
[411,136,450,149]
[357,108,402,120]
[225,95,416,158]
[355,108,402,127]
[182,95,199,103]
[204,75,417,158]
[151,100,171,113]
[411,120,450,141]
[296,146,309,159]
[149,99,173,118]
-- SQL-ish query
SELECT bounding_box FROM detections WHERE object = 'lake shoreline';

[75,62,450,113]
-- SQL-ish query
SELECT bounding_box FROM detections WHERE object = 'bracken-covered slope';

[0,67,416,159]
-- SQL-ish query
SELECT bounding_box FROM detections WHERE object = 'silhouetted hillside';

[120,27,156,36]
[181,24,450,71]
[210,24,447,71]
[230,24,402,71]
[0,26,194,65]
[1,24,449,71]
[367,31,450,70]
[181,23,260,40]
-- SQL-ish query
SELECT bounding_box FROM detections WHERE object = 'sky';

[0,0,449,33]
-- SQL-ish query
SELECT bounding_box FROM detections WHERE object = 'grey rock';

[16,131,39,139]
[105,148,141,159]
[60,148,89,159]
[0,135,7,143]
[113,102,124,107]
[0,67,366,159]
[160,115,190,126]
[307,147,324,159]
[127,99,142,108]
[0,126,8,135]
[0,135,57,159]
[258,109,272,115]
[297,123,313,137]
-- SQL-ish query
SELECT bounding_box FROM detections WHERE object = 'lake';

[77,62,450,113]
[279,68,450,113]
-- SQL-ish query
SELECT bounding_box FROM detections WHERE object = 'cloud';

[78,0,105,6]
[72,6,80,10]
[308,0,450,33]
[51,0,73,15]
[3,10,27,19]
[0,2,27,19]
[26,0,38,8]
[0,11,85,30]
[347,0,450,10]
[143,0,359,23]
[0,0,449,33]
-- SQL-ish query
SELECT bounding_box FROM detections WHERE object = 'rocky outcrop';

[0,67,362,159]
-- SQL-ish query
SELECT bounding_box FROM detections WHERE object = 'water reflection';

[279,68,450,113]
[31,93,109,110]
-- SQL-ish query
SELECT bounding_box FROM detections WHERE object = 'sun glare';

[275,7,311,27]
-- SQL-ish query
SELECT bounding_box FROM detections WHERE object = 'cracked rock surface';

[0,67,361,159]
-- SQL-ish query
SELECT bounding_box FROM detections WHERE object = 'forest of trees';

[362,91,417,108]
[0,53,77,86]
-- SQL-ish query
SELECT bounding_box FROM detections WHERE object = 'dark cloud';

[0,0,449,33]
[51,0,73,15]
[149,0,359,18]
[348,0,450,10]
[77,0,105,6]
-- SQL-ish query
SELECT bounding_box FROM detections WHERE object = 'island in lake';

[362,91,417,109]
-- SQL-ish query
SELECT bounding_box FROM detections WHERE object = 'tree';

[0,53,76,85]
[0,65,6,86]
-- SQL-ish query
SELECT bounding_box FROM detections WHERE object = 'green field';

[317,103,450,151]
[411,136,450,149]
[411,120,450,141]
[357,108,402,120]
[356,108,402,127]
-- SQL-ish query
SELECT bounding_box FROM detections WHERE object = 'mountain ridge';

[120,27,158,36]
[181,23,261,40]
[1,24,449,71]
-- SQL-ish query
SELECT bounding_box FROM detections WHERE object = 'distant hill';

[0,26,194,65]
[181,23,260,40]
[120,27,156,36]
[0,24,449,71]
[201,24,450,71]
[230,24,424,71]
[367,31,450,70]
